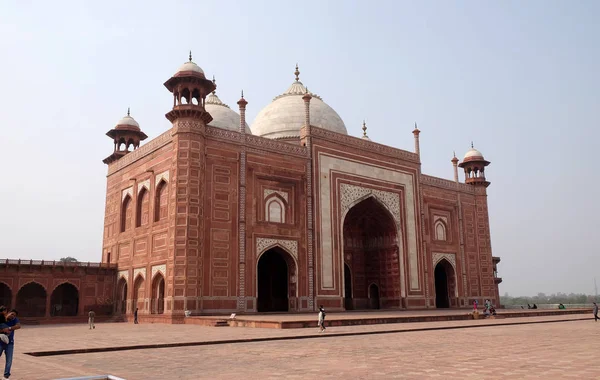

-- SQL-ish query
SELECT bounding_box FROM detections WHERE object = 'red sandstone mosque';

[0,55,501,323]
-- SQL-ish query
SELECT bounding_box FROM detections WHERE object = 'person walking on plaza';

[593,302,598,322]
[88,309,96,329]
[0,307,20,380]
[318,305,326,332]
[134,308,139,324]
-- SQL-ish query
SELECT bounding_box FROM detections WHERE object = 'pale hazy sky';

[1,1,598,296]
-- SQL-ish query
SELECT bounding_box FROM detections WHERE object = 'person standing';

[317,305,326,332]
[88,310,96,329]
[593,302,598,322]
[0,307,20,380]
[134,308,139,324]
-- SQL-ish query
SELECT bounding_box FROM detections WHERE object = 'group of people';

[472,299,496,317]
[0,306,20,380]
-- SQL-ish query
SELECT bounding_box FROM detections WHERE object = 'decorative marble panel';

[433,215,448,224]
[151,264,166,279]
[122,187,133,201]
[118,270,129,282]
[263,189,289,202]
[138,179,150,194]
[340,184,401,227]
[133,267,146,280]
[155,170,170,187]
[256,237,298,261]
[432,252,456,270]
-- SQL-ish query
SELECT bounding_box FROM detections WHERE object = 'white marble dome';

[205,92,251,134]
[251,69,347,139]
[176,61,204,75]
[116,110,140,130]
[463,147,485,161]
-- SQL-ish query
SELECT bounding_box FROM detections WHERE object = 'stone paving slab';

[7,313,599,380]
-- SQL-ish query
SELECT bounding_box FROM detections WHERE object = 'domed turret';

[251,64,347,140]
[103,108,148,164]
[458,143,491,187]
[205,78,251,134]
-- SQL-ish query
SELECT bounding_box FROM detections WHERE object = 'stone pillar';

[237,92,248,312]
[302,90,315,311]
[45,296,51,318]
[452,153,459,183]
[412,123,421,157]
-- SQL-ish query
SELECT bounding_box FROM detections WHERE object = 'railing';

[0,259,118,268]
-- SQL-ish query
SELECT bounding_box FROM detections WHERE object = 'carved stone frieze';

[155,170,170,187]
[122,187,133,201]
[118,270,129,282]
[420,174,475,194]
[432,252,457,270]
[256,237,298,261]
[340,183,401,227]
[108,130,173,175]
[151,264,166,279]
[138,179,150,193]
[133,267,147,280]
[263,189,289,202]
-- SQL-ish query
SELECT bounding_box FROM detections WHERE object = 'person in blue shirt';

[0,306,20,380]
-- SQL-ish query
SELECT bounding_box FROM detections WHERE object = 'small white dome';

[251,67,347,139]
[464,148,484,161]
[176,61,204,75]
[205,93,251,134]
[116,112,140,129]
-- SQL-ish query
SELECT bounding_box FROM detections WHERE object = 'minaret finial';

[453,150,456,158]
[471,141,474,148]
[241,90,244,98]
[362,120,367,137]
[127,107,130,116]
[294,63,300,81]
[212,75,216,95]
[189,51,192,62]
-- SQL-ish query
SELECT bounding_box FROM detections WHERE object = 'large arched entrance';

[434,259,456,308]
[16,282,47,317]
[117,278,128,313]
[151,274,165,314]
[0,283,11,309]
[132,275,145,314]
[257,247,296,312]
[343,197,400,310]
[51,283,79,316]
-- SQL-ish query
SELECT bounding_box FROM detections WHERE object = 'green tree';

[59,256,79,263]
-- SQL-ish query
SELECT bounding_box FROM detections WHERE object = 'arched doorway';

[117,278,128,313]
[132,275,145,314]
[344,264,353,311]
[151,274,165,314]
[369,283,381,309]
[434,259,456,308]
[343,197,399,310]
[16,282,47,317]
[51,283,79,316]
[257,247,296,312]
[0,283,11,309]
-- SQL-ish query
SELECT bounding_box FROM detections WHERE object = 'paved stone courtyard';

[7,314,599,379]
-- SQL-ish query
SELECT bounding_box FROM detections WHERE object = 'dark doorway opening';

[117,278,128,313]
[0,283,11,309]
[344,264,353,310]
[51,283,79,316]
[369,283,381,309]
[343,196,399,309]
[435,263,450,308]
[151,274,165,315]
[16,282,47,317]
[257,248,290,312]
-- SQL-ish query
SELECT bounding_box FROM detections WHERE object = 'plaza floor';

[7,313,599,379]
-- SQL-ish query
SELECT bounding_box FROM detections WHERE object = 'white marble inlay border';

[263,189,289,202]
[256,237,298,261]
[432,252,456,270]
[318,153,419,292]
[155,170,170,187]
[151,264,166,279]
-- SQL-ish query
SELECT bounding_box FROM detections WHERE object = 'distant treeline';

[501,293,597,306]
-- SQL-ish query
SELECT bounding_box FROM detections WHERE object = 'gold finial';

[212,75,216,95]
[362,120,367,137]
[189,51,192,62]
[127,107,130,116]
[294,63,300,81]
